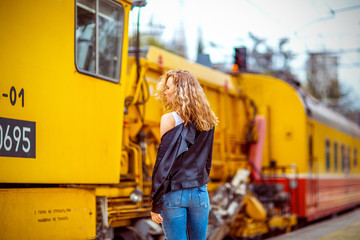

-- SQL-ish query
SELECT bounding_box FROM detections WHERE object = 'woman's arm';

[151,211,163,224]
[150,113,175,224]
[160,113,175,138]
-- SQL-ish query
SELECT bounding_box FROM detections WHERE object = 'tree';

[306,52,360,125]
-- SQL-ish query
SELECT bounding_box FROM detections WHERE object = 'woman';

[150,69,217,240]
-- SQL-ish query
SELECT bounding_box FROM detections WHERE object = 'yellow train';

[1,0,359,239]
[237,73,360,223]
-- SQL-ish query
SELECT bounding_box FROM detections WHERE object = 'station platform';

[267,207,360,240]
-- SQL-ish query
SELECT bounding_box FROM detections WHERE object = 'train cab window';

[341,144,345,172]
[308,135,313,171]
[347,146,351,173]
[75,0,124,82]
[325,139,330,172]
[355,148,358,169]
[334,142,338,172]
[341,144,350,173]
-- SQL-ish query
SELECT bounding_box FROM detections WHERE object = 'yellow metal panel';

[0,0,132,183]
[268,215,297,231]
[0,188,96,240]
[230,215,268,238]
[243,193,267,220]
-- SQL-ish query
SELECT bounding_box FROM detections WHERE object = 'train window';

[308,135,313,171]
[355,148,358,168]
[75,0,124,82]
[341,144,345,172]
[325,139,330,172]
[334,142,338,172]
[346,146,351,173]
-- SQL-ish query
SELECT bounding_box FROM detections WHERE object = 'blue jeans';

[161,185,210,240]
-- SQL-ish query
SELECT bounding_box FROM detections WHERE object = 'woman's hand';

[151,211,163,224]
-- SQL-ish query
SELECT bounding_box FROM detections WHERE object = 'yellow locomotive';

[1,0,359,239]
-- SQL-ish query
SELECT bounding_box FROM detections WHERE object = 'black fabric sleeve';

[151,197,163,214]
[206,128,215,175]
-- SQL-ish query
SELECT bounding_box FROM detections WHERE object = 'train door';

[307,123,318,209]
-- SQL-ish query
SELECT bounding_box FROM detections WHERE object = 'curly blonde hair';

[155,69,218,131]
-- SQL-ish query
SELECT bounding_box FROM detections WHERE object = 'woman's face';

[164,76,175,104]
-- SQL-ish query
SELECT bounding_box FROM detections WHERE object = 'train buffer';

[268,207,360,240]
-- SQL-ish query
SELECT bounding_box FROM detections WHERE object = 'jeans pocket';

[196,185,209,208]
[163,190,183,207]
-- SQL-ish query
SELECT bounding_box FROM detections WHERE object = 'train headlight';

[130,188,143,203]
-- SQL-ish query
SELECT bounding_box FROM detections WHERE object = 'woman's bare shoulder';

[160,113,175,138]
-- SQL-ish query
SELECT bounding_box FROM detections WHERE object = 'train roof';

[282,77,360,139]
[243,72,360,139]
[144,46,236,92]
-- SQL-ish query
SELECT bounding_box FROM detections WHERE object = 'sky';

[130,0,360,108]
